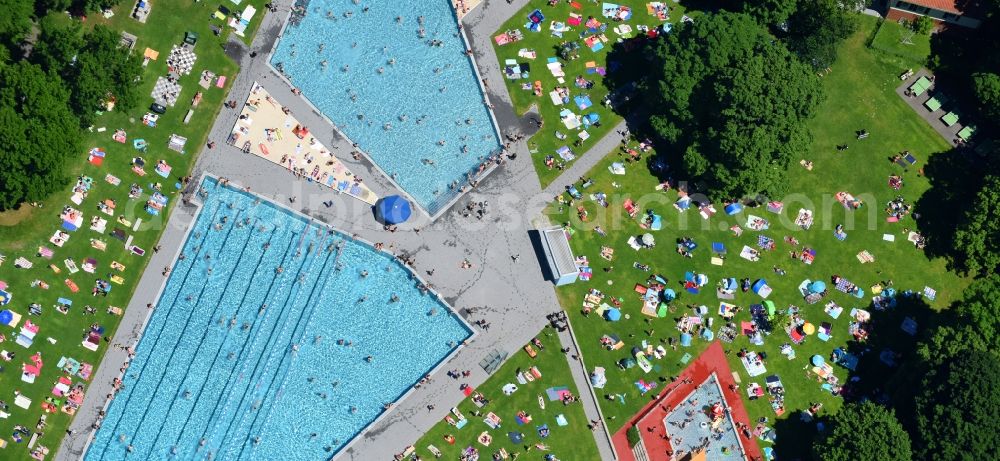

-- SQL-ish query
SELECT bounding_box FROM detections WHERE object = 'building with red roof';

[611,342,764,461]
[885,0,984,29]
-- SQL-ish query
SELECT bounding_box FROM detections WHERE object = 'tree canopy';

[0,61,81,210]
[738,0,798,25]
[786,0,857,69]
[921,275,1000,359]
[952,174,1000,275]
[972,72,1000,121]
[913,350,1000,459]
[813,402,912,461]
[33,24,143,126]
[0,0,33,50]
[637,12,823,200]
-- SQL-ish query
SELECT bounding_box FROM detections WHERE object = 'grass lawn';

[491,1,689,187]
[542,15,965,459]
[410,333,599,460]
[0,1,266,458]
[869,19,931,66]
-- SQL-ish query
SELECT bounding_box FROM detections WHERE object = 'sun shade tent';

[724,203,743,215]
[924,97,942,112]
[374,195,412,225]
[605,307,622,321]
[941,112,959,126]
[909,76,931,96]
[958,125,976,141]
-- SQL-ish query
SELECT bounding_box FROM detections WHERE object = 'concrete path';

[542,119,629,197]
[57,0,623,459]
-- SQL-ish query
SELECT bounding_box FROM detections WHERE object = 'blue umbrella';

[605,308,621,321]
[374,195,412,225]
[662,288,676,301]
[809,281,827,294]
[0,310,12,325]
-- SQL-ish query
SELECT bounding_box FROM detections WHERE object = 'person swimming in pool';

[360,270,368,278]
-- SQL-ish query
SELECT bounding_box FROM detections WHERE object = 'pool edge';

[264,3,506,221]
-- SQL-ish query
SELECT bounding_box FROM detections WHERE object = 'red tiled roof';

[898,0,968,14]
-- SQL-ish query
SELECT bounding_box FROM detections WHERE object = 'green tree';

[814,402,912,461]
[62,25,143,125]
[0,61,81,209]
[921,275,1000,359]
[636,12,822,200]
[786,0,857,69]
[30,18,83,76]
[0,0,33,47]
[913,350,1000,459]
[911,16,935,35]
[972,72,1000,120]
[34,0,72,14]
[739,0,798,25]
[952,174,1000,275]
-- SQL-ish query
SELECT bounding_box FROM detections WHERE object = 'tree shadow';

[770,295,945,458]
[911,146,982,266]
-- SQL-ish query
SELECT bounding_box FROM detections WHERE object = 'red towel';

[571,1,582,9]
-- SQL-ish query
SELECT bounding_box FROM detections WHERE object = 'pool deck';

[55,0,623,460]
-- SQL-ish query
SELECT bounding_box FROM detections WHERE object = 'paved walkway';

[56,0,623,459]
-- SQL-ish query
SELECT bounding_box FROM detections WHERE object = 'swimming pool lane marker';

[208,223,328,455]
[233,237,342,459]
[89,202,226,460]
[154,218,280,456]
[196,226,304,453]
[113,207,250,458]
[220,234,335,459]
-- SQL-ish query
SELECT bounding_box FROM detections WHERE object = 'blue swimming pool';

[271,0,501,216]
[86,178,471,460]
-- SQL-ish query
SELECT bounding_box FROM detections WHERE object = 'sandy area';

[453,0,482,19]
[228,82,376,204]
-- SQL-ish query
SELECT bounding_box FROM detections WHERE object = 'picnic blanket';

[741,352,767,377]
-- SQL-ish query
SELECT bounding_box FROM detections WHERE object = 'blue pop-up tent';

[809,280,827,294]
[724,203,743,215]
[680,332,692,347]
[374,195,412,225]
[605,307,621,321]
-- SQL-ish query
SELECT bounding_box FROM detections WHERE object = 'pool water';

[662,374,743,456]
[271,0,502,216]
[86,178,470,461]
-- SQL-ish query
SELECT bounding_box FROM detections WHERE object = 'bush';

[625,425,640,447]
[910,16,934,35]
